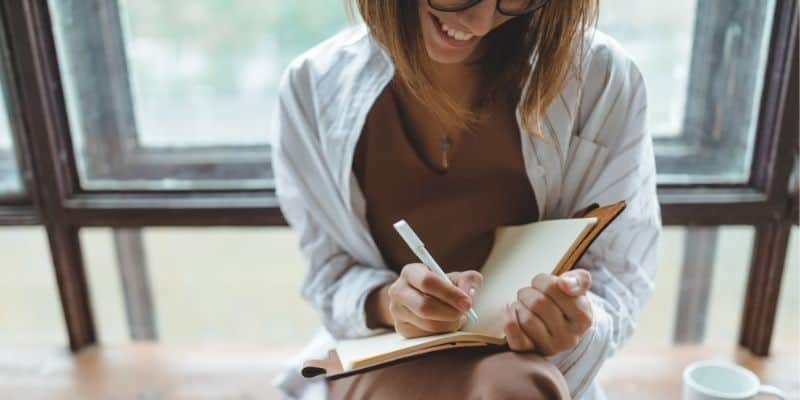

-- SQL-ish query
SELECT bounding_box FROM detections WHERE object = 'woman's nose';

[456,0,497,37]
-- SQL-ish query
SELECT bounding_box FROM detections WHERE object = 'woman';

[272,0,661,399]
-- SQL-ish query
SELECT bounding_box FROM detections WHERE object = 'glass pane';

[81,228,129,344]
[121,1,348,148]
[599,0,695,138]
[0,227,66,345]
[774,227,798,348]
[82,227,318,346]
[48,0,347,190]
[627,226,757,347]
[50,0,777,188]
[704,226,754,345]
[627,227,684,347]
[0,53,23,196]
[601,0,776,184]
[145,227,317,345]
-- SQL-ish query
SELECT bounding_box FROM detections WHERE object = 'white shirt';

[270,24,661,400]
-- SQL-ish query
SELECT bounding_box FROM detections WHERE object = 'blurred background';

[0,0,797,399]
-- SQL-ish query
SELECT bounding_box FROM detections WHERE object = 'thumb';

[448,270,484,300]
[558,269,591,297]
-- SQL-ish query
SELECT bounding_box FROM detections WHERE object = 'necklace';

[441,134,452,170]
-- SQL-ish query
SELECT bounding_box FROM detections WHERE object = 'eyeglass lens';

[429,0,545,15]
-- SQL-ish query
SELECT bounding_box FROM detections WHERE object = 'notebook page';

[337,331,465,370]
[463,217,597,337]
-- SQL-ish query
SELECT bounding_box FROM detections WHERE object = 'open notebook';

[302,201,626,379]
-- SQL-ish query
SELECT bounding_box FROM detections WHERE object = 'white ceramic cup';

[683,360,785,400]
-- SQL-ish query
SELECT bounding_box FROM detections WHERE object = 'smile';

[431,13,479,46]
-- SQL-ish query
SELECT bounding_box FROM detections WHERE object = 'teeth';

[440,22,473,41]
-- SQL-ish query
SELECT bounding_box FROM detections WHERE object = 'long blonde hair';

[349,0,598,137]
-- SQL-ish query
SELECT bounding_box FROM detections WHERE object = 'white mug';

[683,360,786,400]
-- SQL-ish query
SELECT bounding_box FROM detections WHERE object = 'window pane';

[48,0,347,190]
[0,52,23,196]
[145,228,317,345]
[0,227,66,345]
[601,0,776,184]
[774,227,798,348]
[82,227,318,346]
[626,227,684,346]
[626,226,761,347]
[599,1,695,138]
[50,1,777,188]
[703,226,754,345]
[121,1,348,149]
[81,228,129,344]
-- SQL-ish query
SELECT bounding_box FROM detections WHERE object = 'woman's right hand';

[383,263,483,338]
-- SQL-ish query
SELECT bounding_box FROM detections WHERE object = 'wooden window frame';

[0,0,796,354]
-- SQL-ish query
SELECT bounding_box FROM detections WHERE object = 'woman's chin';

[424,43,473,65]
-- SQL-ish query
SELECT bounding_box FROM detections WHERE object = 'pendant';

[441,134,452,170]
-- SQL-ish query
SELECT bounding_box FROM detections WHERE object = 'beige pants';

[327,347,570,400]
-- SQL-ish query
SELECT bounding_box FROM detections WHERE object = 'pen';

[393,219,479,323]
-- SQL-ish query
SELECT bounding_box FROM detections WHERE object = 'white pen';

[393,219,479,323]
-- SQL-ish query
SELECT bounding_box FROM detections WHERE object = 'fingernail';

[564,276,580,292]
[468,286,478,297]
[458,298,472,311]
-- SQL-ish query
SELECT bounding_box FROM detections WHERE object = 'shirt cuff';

[547,292,613,399]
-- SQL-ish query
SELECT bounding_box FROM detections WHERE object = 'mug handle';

[758,384,786,399]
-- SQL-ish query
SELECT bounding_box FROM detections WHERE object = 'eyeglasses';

[427,0,549,16]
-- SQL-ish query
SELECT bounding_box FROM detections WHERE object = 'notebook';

[302,201,626,379]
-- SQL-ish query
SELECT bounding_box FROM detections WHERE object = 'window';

[50,0,778,189]
[48,0,347,190]
[600,0,776,184]
[0,0,794,358]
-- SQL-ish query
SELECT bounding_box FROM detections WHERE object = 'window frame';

[49,0,274,192]
[652,0,779,185]
[0,0,796,354]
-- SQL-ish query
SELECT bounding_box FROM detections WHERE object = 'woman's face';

[418,0,515,64]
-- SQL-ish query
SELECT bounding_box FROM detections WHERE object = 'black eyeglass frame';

[427,0,550,16]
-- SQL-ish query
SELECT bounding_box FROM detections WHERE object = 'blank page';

[463,217,597,336]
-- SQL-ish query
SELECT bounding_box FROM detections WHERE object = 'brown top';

[353,82,538,274]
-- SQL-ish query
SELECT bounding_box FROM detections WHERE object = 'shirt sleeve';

[545,39,662,399]
[271,61,398,339]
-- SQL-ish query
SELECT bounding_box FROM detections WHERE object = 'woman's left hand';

[503,269,593,356]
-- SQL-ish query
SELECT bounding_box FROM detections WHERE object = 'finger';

[514,301,556,355]
[391,302,461,336]
[448,270,484,300]
[401,305,464,333]
[557,270,592,297]
[531,274,591,330]
[394,282,463,322]
[404,264,472,312]
[517,287,571,338]
[396,321,429,338]
[503,303,534,352]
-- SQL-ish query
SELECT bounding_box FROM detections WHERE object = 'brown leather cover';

[302,200,626,379]
[554,200,626,275]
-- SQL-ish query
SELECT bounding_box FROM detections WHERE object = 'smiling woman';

[272,0,663,398]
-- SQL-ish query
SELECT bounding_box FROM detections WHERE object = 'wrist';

[366,283,393,329]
